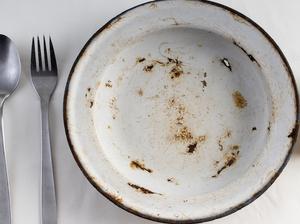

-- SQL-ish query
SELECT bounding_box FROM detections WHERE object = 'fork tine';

[31,38,37,71]
[49,37,57,73]
[43,36,49,71]
[37,37,43,71]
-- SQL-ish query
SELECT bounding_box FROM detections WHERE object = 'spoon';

[0,34,21,224]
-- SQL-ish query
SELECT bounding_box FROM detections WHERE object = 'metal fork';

[31,36,57,224]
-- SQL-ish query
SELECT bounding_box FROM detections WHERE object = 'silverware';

[0,34,21,224]
[31,36,57,224]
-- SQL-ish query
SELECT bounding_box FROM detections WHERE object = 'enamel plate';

[64,1,298,223]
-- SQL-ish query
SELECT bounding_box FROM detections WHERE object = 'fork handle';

[0,101,11,224]
[41,99,56,224]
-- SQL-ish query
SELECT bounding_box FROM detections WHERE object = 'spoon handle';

[41,100,56,224]
[0,103,11,224]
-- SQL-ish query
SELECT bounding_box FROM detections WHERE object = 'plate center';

[92,28,270,196]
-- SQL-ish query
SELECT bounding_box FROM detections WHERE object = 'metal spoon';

[0,34,21,224]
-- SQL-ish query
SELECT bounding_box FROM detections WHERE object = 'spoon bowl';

[0,34,21,96]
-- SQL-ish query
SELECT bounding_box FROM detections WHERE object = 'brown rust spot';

[116,196,123,203]
[154,60,165,66]
[130,160,152,173]
[174,128,206,154]
[168,98,186,125]
[187,142,197,153]
[229,11,249,25]
[136,57,146,63]
[89,101,94,108]
[218,130,232,151]
[212,145,240,178]
[175,126,193,142]
[170,69,182,79]
[143,64,154,72]
[137,88,143,96]
[170,67,184,79]
[201,80,207,89]
[204,72,207,78]
[168,98,176,107]
[288,127,297,139]
[167,57,183,66]
[232,91,247,109]
[128,183,160,195]
[267,122,271,132]
[167,177,179,185]
[140,57,185,79]
[233,41,260,66]
[218,141,223,151]
[196,135,206,143]
[109,97,119,119]
[149,2,158,8]
[85,88,95,109]
[230,145,240,151]
[166,58,184,79]
[105,16,122,30]
[111,194,123,204]
[105,80,112,88]
[221,58,232,71]
[165,48,171,54]
[168,97,206,152]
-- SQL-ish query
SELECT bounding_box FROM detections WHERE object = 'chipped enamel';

[64,0,298,222]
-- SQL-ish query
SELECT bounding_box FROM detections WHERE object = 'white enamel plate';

[64,1,298,223]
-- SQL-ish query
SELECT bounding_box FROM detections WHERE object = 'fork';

[31,36,57,224]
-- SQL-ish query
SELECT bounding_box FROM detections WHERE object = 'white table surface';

[1,0,300,223]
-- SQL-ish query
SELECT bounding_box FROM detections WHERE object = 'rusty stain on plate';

[85,87,95,109]
[130,160,153,173]
[201,80,207,91]
[143,64,154,72]
[167,177,179,185]
[136,57,146,64]
[218,130,232,151]
[105,80,112,88]
[128,183,160,195]
[137,88,144,96]
[109,97,119,120]
[138,56,185,79]
[149,2,158,9]
[105,16,123,30]
[232,91,247,109]
[212,145,240,178]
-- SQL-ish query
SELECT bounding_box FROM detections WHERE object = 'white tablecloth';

[1,0,300,223]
